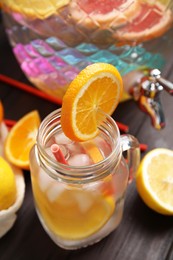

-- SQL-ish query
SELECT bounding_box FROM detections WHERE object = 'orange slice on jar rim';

[60,63,123,142]
[69,0,140,27]
[115,1,173,44]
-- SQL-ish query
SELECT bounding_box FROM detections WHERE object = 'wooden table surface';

[0,15,173,260]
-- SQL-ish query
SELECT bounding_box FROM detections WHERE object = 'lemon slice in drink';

[136,148,173,215]
[61,63,123,142]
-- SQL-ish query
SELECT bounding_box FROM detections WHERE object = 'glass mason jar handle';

[120,134,140,182]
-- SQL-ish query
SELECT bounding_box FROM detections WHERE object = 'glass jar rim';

[36,108,122,183]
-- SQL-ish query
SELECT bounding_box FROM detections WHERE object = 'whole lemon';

[0,156,16,210]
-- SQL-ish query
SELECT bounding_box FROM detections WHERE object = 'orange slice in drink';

[81,140,115,197]
[61,63,123,142]
[82,141,104,163]
[5,110,41,170]
[115,2,172,43]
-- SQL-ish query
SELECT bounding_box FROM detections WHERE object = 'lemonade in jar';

[1,0,173,102]
[29,64,140,249]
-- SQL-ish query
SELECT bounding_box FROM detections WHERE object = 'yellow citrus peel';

[136,148,173,215]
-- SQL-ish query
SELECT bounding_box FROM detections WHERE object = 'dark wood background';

[0,14,173,260]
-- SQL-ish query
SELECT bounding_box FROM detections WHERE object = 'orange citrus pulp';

[61,63,123,142]
[82,140,104,163]
[5,110,41,170]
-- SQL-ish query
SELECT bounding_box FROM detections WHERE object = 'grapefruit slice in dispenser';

[69,0,140,27]
[115,2,173,43]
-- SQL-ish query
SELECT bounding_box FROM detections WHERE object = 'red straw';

[0,74,62,105]
[139,143,148,152]
[4,119,16,128]
[116,121,129,133]
[51,144,68,164]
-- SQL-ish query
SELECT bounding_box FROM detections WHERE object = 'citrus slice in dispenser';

[115,2,172,43]
[5,110,41,170]
[61,63,123,142]
[69,0,139,27]
[1,0,70,19]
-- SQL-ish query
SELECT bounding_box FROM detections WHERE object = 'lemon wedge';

[136,148,173,215]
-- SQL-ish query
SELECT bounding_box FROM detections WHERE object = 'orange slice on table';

[5,110,41,170]
[61,63,123,142]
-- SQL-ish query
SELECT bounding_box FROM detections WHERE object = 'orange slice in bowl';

[61,63,123,142]
[115,2,172,43]
[5,110,41,170]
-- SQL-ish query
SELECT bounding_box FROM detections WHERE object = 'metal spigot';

[129,69,173,130]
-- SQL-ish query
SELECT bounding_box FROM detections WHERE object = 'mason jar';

[29,108,140,249]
